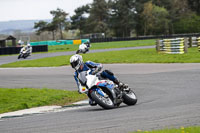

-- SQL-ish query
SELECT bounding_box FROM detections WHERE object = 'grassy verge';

[48,39,156,52]
[0,88,87,114]
[132,126,200,133]
[1,47,200,68]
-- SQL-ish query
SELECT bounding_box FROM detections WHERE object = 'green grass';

[132,126,200,133]
[0,39,155,56]
[0,88,87,114]
[1,47,200,68]
[48,39,156,52]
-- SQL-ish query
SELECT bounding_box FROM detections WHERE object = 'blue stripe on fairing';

[98,82,114,89]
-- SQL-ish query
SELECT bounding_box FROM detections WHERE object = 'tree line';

[34,0,200,39]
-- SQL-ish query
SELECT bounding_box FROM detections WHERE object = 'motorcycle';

[76,42,91,54]
[78,70,137,109]
[18,47,31,59]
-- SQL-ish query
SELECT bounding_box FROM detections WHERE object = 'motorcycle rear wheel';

[90,90,115,109]
[122,90,137,105]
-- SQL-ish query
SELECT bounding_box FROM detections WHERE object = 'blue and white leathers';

[73,61,117,92]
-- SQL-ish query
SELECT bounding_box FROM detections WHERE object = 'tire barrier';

[32,45,48,53]
[156,38,188,54]
[0,45,48,55]
[30,39,89,46]
[188,37,200,51]
[198,37,200,51]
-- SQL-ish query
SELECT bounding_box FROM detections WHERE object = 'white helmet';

[70,54,83,70]
[27,43,31,47]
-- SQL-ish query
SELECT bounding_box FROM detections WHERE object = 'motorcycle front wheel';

[18,54,22,59]
[90,89,115,109]
[23,54,27,59]
[122,89,137,105]
[76,50,80,54]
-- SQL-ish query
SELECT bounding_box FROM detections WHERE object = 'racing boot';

[114,79,128,90]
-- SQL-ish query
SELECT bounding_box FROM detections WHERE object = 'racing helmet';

[70,54,83,70]
[84,41,90,47]
[27,43,31,48]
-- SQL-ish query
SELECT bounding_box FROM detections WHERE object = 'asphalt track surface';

[0,46,200,132]
[0,64,200,133]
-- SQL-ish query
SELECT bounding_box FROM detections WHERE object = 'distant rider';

[17,40,23,47]
[69,54,127,105]
[76,41,91,54]
[20,43,32,56]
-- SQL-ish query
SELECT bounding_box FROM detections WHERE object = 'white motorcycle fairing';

[86,74,100,89]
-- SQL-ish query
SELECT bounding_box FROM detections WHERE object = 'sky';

[0,0,93,22]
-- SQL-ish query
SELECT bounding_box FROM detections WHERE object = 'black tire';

[23,55,27,59]
[76,50,80,54]
[122,90,137,105]
[23,53,29,59]
[90,89,115,109]
[18,54,21,59]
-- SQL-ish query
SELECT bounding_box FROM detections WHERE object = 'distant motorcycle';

[18,45,32,59]
[78,70,137,109]
[76,42,91,54]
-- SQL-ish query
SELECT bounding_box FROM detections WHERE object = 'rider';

[20,43,32,55]
[70,54,127,105]
[18,40,23,46]
[76,41,91,54]
[84,41,91,49]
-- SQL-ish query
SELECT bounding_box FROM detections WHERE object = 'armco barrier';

[156,38,188,54]
[0,45,48,55]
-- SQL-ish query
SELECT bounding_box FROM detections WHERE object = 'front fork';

[96,88,108,98]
